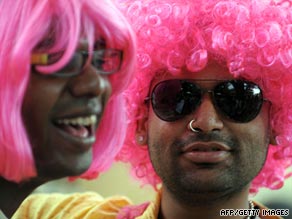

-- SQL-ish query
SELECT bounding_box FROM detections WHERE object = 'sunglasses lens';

[150,79,264,123]
[214,81,263,122]
[151,80,201,121]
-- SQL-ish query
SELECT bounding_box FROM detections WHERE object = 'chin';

[36,154,93,180]
[36,164,90,180]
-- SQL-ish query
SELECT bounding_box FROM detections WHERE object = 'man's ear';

[135,116,148,145]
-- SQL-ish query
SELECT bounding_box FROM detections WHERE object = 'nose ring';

[188,119,200,133]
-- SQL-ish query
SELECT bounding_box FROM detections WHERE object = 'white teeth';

[56,115,97,126]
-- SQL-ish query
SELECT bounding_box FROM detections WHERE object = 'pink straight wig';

[116,0,292,194]
[0,0,136,182]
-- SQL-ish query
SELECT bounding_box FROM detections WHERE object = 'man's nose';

[189,94,224,133]
[67,65,112,98]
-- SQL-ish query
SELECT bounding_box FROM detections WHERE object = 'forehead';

[151,62,234,88]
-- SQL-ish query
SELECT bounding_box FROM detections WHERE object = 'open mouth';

[54,115,97,138]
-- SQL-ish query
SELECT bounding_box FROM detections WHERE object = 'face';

[22,40,113,179]
[141,62,271,203]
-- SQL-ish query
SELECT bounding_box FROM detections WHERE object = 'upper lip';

[52,98,103,120]
[53,109,101,121]
[182,142,231,153]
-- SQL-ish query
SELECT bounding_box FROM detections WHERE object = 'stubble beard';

[148,134,269,206]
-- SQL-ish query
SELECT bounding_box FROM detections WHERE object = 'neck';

[159,186,251,219]
[0,177,44,218]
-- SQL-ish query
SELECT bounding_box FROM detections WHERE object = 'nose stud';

[188,119,200,133]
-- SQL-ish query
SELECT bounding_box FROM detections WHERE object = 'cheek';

[23,84,56,125]
[104,78,112,102]
[147,107,186,149]
[21,75,65,147]
[250,106,271,146]
[231,106,270,154]
[148,108,172,144]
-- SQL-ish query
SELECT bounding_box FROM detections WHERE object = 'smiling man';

[115,0,292,218]
[0,0,135,218]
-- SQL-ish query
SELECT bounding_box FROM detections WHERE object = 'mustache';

[172,132,238,150]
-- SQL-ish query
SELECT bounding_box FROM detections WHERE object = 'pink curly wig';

[0,0,136,183]
[116,0,292,194]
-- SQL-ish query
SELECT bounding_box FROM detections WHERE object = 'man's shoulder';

[12,192,132,219]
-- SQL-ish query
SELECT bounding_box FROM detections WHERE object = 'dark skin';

[137,62,273,219]
[0,41,112,218]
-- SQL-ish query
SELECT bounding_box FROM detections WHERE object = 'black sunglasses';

[145,79,265,123]
[31,48,123,77]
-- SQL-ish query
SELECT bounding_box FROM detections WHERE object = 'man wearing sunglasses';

[0,0,135,218]
[116,0,292,218]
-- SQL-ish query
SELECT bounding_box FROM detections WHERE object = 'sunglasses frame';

[31,48,123,77]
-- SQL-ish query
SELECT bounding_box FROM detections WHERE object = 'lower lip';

[54,125,96,152]
[182,151,230,163]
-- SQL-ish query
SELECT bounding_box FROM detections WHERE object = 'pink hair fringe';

[0,0,136,182]
[116,0,292,194]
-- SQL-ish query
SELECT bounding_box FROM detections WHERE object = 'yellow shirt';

[12,192,131,219]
